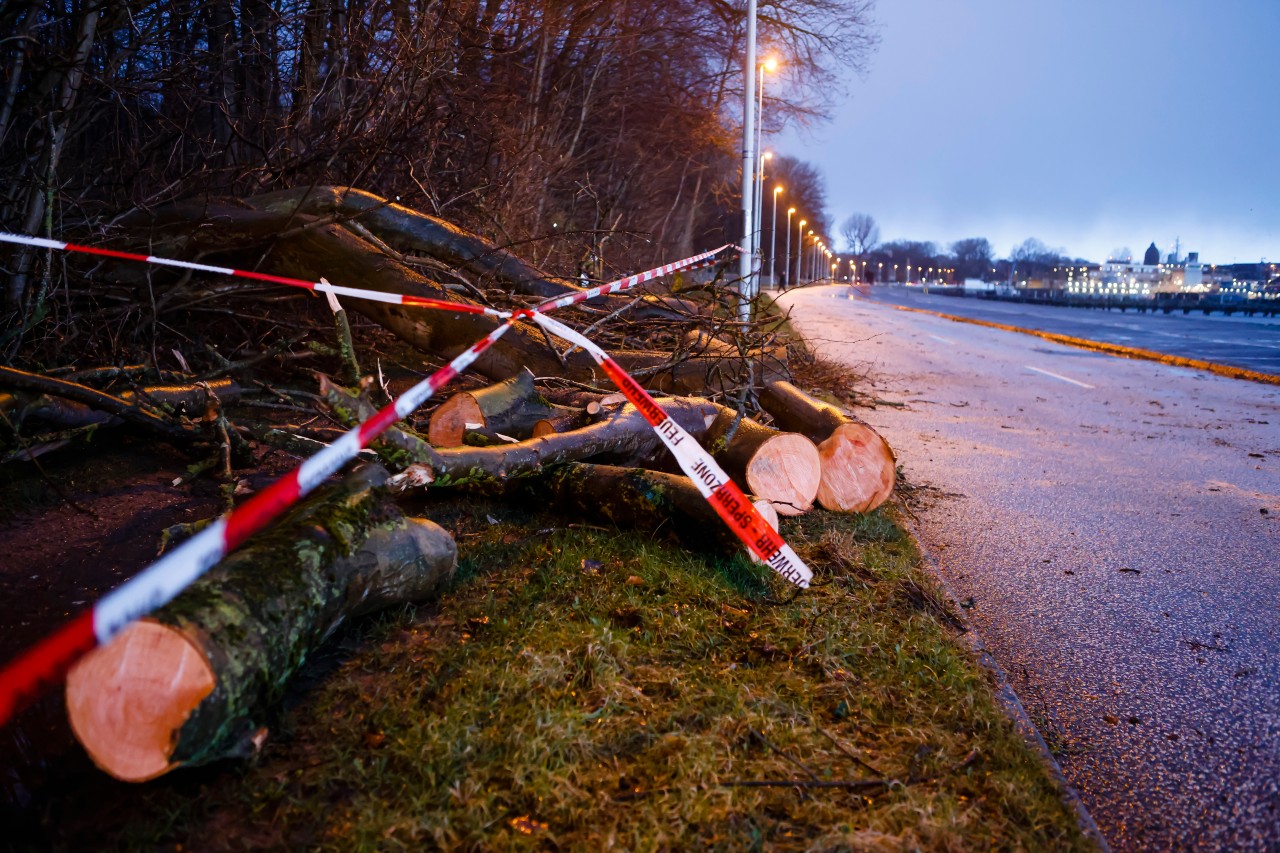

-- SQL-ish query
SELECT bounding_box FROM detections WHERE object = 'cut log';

[703,410,821,516]
[503,462,778,561]
[65,465,457,782]
[758,380,896,513]
[427,368,563,447]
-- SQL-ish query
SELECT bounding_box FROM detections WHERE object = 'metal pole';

[796,220,806,286]
[737,0,757,321]
[751,64,768,297]
[784,208,793,290]
[769,189,779,289]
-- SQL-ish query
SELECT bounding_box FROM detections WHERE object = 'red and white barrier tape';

[0,319,517,726]
[530,312,812,589]
[0,232,508,318]
[0,233,736,320]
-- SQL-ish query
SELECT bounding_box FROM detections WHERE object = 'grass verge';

[30,495,1092,851]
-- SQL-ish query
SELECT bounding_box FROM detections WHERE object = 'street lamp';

[748,57,777,300]
[797,219,807,285]
[769,185,783,289]
[784,207,796,290]
[738,0,759,320]
[753,150,772,284]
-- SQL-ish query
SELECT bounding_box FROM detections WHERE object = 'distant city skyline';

[770,0,1279,265]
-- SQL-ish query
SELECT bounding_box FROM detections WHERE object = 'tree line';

[829,214,1086,283]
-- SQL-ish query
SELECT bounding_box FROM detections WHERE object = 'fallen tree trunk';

[703,410,821,516]
[122,191,785,395]
[322,381,719,486]
[502,462,778,561]
[252,186,580,300]
[758,380,896,513]
[427,368,564,446]
[65,465,457,782]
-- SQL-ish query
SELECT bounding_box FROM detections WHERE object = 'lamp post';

[784,207,795,290]
[807,231,815,284]
[797,219,807,286]
[748,58,776,301]
[753,150,771,290]
[769,185,783,289]
[737,0,758,321]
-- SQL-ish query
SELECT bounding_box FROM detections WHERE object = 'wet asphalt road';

[864,286,1280,376]
[777,286,1280,851]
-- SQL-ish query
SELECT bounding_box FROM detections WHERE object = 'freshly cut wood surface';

[427,368,560,446]
[66,620,215,782]
[427,393,485,446]
[704,411,820,516]
[815,422,896,513]
[759,381,896,513]
[65,467,457,782]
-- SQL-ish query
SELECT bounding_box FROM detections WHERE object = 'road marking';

[928,334,954,344]
[1025,366,1095,388]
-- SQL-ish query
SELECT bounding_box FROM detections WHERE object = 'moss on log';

[65,465,457,782]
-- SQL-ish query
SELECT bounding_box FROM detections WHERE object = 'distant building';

[1143,242,1161,265]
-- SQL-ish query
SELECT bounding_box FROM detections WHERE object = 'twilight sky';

[771,0,1280,265]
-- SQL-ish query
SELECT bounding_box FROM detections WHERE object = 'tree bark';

[502,462,778,560]
[118,193,787,395]
[250,186,579,299]
[757,380,896,513]
[64,465,457,782]
[703,410,821,516]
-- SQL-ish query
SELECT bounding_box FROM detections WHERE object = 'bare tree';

[0,0,879,364]
[840,213,879,255]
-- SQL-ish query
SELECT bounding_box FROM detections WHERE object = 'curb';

[885,302,1280,386]
[894,506,1112,852]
